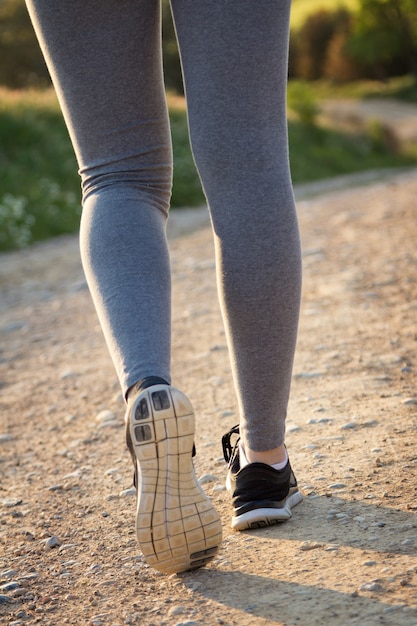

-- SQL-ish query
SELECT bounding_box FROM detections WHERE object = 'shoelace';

[221,424,240,464]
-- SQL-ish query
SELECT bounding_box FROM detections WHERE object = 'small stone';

[106,468,120,476]
[300,541,323,551]
[329,483,347,490]
[96,410,116,423]
[0,569,17,579]
[60,370,76,380]
[0,581,20,592]
[48,484,64,491]
[44,536,61,549]
[58,543,77,552]
[363,560,377,566]
[0,594,15,604]
[360,581,384,592]
[98,420,120,429]
[119,487,136,497]
[295,371,324,379]
[287,423,302,433]
[168,605,185,616]
[362,420,378,427]
[1,498,22,507]
[198,474,218,485]
[0,434,14,443]
[341,422,356,430]
[403,398,417,406]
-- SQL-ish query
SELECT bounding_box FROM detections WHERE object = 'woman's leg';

[26,0,173,393]
[25,0,222,573]
[171,0,302,454]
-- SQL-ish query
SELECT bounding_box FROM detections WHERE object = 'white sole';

[231,489,303,531]
[128,385,222,574]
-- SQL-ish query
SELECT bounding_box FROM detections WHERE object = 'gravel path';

[1,169,417,626]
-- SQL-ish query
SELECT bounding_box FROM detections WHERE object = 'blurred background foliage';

[1,0,417,250]
[1,0,416,90]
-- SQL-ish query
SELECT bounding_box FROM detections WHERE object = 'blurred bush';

[0,0,50,87]
[1,0,415,90]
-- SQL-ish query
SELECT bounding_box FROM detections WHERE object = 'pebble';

[169,605,185,616]
[96,410,116,423]
[0,594,15,604]
[0,434,14,443]
[300,541,323,551]
[360,581,384,592]
[0,498,22,507]
[48,484,64,491]
[308,417,332,424]
[119,487,136,497]
[59,543,78,552]
[363,560,377,566]
[0,581,21,592]
[403,397,417,406]
[341,422,357,430]
[2,321,27,333]
[198,474,217,485]
[329,483,347,490]
[60,370,76,380]
[0,569,18,579]
[106,468,120,476]
[44,536,61,549]
[295,371,324,379]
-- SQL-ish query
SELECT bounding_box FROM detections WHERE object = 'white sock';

[239,443,288,470]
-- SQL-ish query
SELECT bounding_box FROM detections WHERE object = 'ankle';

[242,443,287,467]
[126,376,169,402]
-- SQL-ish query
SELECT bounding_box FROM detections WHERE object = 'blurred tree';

[0,0,50,87]
[162,0,183,94]
[292,9,354,80]
[350,0,417,82]
[0,0,184,92]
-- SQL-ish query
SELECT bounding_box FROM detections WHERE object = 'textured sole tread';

[129,385,222,574]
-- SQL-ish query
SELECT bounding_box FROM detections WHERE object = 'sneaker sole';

[231,489,303,531]
[128,384,222,574]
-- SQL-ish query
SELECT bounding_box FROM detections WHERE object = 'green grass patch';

[289,76,417,103]
[1,87,416,251]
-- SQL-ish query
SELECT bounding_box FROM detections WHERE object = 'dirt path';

[320,98,417,147]
[1,169,417,626]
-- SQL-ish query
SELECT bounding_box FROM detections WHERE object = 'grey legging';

[26,0,301,452]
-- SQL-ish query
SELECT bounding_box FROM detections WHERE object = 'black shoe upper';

[222,425,295,516]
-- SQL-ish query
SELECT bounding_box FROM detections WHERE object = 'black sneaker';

[126,384,222,574]
[222,425,302,531]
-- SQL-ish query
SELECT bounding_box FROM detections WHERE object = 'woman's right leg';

[25,0,173,393]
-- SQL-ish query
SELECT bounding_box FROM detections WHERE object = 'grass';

[0,87,416,251]
[290,76,417,104]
